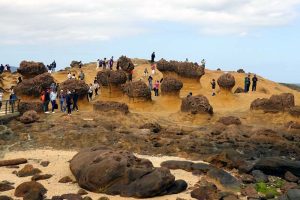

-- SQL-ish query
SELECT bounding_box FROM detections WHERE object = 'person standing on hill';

[88,84,94,101]
[0,64,4,74]
[67,71,72,80]
[154,80,160,96]
[59,90,66,112]
[66,90,72,116]
[201,59,206,68]
[94,80,100,96]
[144,68,148,77]
[52,60,56,72]
[148,75,153,91]
[151,63,156,75]
[252,74,258,91]
[211,79,216,96]
[72,89,79,112]
[50,89,57,113]
[151,52,155,63]
[79,70,85,80]
[109,56,114,70]
[244,74,251,92]
[103,58,107,70]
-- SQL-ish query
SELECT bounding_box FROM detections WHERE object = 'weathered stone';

[217,116,241,126]
[181,95,213,115]
[207,168,241,191]
[14,181,47,197]
[217,73,235,91]
[31,174,53,181]
[0,158,27,167]
[17,164,42,177]
[20,110,39,124]
[93,101,129,114]
[58,176,73,183]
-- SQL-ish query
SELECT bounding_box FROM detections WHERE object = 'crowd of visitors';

[97,57,114,70]
[0,64,11,73]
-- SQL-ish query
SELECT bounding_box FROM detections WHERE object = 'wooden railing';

[0,99,21,115]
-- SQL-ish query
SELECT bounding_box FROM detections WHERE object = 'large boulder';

[217,73,235,91]
[161,77,183,95]
[118,56,134,72]
[14,73,54,97]
[93,101,129,114]
[207,168,241,191]
[70,146,187,198]
[59,79,89,98]
[181,95,213,115]
[70,61,82,68]
[18,61,47,79]
[251,93,295,113]
[19,110,39,124]
[157,59,205,79]
[96,70,127,86]
[122,81,151,101]
[19,101,44,114]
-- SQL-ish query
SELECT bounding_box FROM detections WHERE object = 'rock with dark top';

[0,125,14,141]
[20,110,39,124]
[0,182,14,192]
[61,194,83,200]
[0,196,13,200]
[166,180,188,195]
[0,158,27,167]
[40,161,50,167]
[14,73,54,97]
[218,116,241,126]
[237,69,245,73]
[139,123,161,133]
[161,160,193,171]
[70,146,186,198]
[251,170,268,183]
[234,87,244,94]
[181,95,213,115]
[217,73,236,91]
[289,106,300,117]
[93,101,129,114]
[284,171,299,183]
[77,189,88,195]
[18,61,47,79]
[19,101,44,114]
[23,190,44,200]
[96,70,127,86]
[118,56,134,73]
[58,176,73,183]
[70,61,83,68]
[14,181,47,197]
[207,168,241,191]
[17,164,42,177]
[59,79,89,98]
[161,77,183,95]
[31,174,53,181]
[191,183,219,200]
[251,93,295,113]
[122,81,151,101]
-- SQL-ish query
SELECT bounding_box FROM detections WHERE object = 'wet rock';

[77,189,88,195]
[207,168,241,191]
[160,77,183,95]
[31,174,53,181]
[70,146,185,198]
[279,189,300,200]
[14,73,54,97]
[61,194,82,200]
[191,183,219,200]
[122,81,151,101]
[241,185,259,198]
[254,157,300,177]
[17,164,42,177]
[139,123,161,133]
[58,176,73,183]
[0,158,27,167]
[96,70,127,86]
[217,116,241,126]
[0,181,14,192]
[251,170,268,183]
[289,106,300,117]
[234,87,244,94]
[0,196,13,200]
[251,93,295,113]
[118,56,134,72]
[18,61,47,79]
[0,125,15,141]
[20,110,39,124]
[14,181,47,197]
[40,161,50,167]
[19,101,44,114]
[93,101,129,114]
[284,171,299,183]
[59,79,89,98]
[181,95,213,115]
[217,73,235,91]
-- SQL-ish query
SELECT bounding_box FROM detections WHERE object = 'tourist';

[59,90,66,112]
[151,63,156,75]
[79,70,85,80]
[17,77,22,84]
[94,80,100,96]
[44,89,50,113]
[144,68,148,77]
[72,74,76,80]
[72,89,79,112]
[201,59,206,68]
[0,64,4,74]
[116,60,120,70]
[128,70,133,82]
[88,84,93,101]
[252,74,258,91]
[66,90,72,116]
[187,92,193,98]
[52,60,56,72]
[0,90,3,110]
[50,89,57,113]
[185,58,189,62]
[151,52,155,63]
[96,59,100,69]
[9,91,17,113]
[211,79,216,96]
[244,74,251,93]
[154,80,160,96]
[148,75,153,91]
[67,72,72,80]
[6,64,11,72]
[109,56,114,70]
[79,61,83,68]
[50,82,56,92]
[103,58,107,70]
[47,64,52,73]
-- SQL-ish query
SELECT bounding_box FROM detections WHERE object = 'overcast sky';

[1,0,300,83]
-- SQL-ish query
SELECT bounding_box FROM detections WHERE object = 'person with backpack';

[59,90,66,112]
[72,89,79,112]
[50,89,57,113]
[252,74,258,91]
[211,79,216,96]
[66,90,72,116]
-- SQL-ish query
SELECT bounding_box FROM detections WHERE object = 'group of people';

[0,88,18,112]
[67,70,85,81]
[97,57,114,70]
[0,64,11,73]
[244,74,258,92]
[46,61,56,73]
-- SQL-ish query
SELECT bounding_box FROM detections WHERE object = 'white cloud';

[0,0,300,44]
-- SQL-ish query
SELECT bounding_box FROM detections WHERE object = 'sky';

[0,0,300,83]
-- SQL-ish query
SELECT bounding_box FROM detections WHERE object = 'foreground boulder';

[157,59,205,79]
[122,81,151,101]
[14,181,47,197]
[118,56,134,72]
[207,168,241,191]
[70,146,187,198]
[96,70,127,86]
[18,61,47,79]
[93,101,129,114]
[19,101,44,114]
[251,93,295,113]
[20,110,39,124]
[217,73,235,91]
[59,80,89,98]
[14,73,54,97]
[217,116,241,126]
[161,77,183,95]
[181,95,213,115]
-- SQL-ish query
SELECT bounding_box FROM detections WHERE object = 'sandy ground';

[0,149,202,200]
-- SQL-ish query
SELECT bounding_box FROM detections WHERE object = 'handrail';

[0,99,21,115]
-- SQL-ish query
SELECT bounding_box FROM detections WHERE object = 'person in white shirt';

[50,90,57,113]
[67,72,72,80]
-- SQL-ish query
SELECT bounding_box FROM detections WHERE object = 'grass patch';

[255,182,279,196]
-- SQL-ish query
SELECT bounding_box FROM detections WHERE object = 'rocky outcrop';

[181,95,213,115]
[122,81,151,101]
[250,93,295,113]
[161,160,212,173]
[118,56,134,72]
[237,69,245,73]
[70,61,82,68]
[18,61,47,79]
[234,87,244,94]
[161,77,183,95]
[0,125,14,141]
[14,73,54,97]
[59,79,89,97]
[96,70,127,86]
[289,106,300,117]
[139,123,161,133]
[93,101,129,114]
[20,110,39,124]
[217,73,236,91]
[70,146,187,198]
[19,101,44,114]
[157,59,205,79]
[217,116,241,126]
[0,182,14,192]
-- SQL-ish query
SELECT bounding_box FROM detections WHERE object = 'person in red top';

[154,80,160,96]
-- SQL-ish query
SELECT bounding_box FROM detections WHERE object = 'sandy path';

[0,149,201,200]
